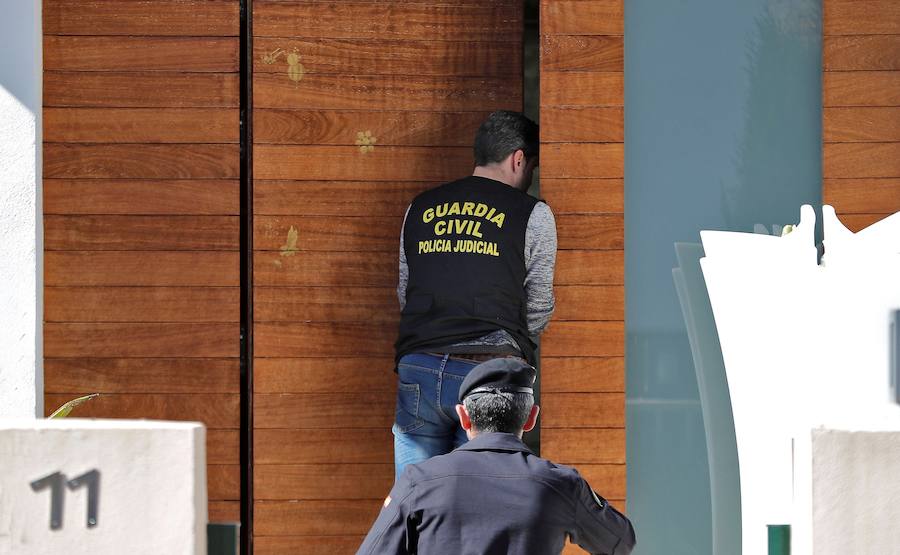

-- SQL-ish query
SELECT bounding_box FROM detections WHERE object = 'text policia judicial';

[417,201,505,257]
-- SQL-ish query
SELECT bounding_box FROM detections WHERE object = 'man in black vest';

[358,359,636,555]
[393,110,557,477]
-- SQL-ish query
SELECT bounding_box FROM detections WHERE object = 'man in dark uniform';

[358,359,636,555]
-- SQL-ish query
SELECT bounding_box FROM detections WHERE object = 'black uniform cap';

[458,358,536,402]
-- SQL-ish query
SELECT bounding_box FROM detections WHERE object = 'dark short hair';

[463,391,534,434]
[473,110,539,167]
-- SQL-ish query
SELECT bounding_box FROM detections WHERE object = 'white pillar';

[0,0,42,417]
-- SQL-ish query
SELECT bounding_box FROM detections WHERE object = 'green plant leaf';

[48,393,100,419]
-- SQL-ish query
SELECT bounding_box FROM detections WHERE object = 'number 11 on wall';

[30,470,100,530]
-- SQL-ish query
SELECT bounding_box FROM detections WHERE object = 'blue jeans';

[393,353,480,479]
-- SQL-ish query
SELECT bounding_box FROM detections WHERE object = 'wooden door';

[250,1,522,551]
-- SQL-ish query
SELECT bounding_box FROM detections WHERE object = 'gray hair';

[473,110,539,167]
[463,391,534,434]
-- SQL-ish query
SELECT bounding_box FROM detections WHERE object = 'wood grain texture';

[254,216,401,252]
[555,250,624,285]
[44,215,239,251]
[253,38,517,76]
[254,287,398,323]
[255,499,381,536]
[824,35,900,71]
[255,464,393,500]
[541,36,623,72]
[253,1,520,41]
[208,430,240,464]
[43,393,239,428]
[824,0,900,35]
[541,321,625,357]
[45,287,238,323]
[824,142,900,178]
[541,107,624,143]
[552,285,624,321]
[254,536,365,555]
[824,107,900,142]
[254,358,396,393]
[255,392,393,429]
[540,357,625,393]
[44,357,239,393]
[254,251,396,287]
[541,71,623,107]
[541,428,626,464]
[541,0,623,35]
[255,429,393,464]
[44,180,239,215]
[44,72,239,108]
[45,322,239,358]
[44,0,240,36]
[43,36,239,72]
[254,110,487,146]
[541,179,623,214]
[45,144,239,179]
[542,143,624,178]
[555,214,624,250]
[823,178,900,213]
[46,251,239,286]
[209,501,240,522]
[824,72,900,107]
[253,73,520,111]
[836,212,897,231]
[44,108,238,143]
[541,393,626,428]
[254,181,430,217]
[574,464,627,498]
[254,322,394,357]
[208,464,241,500]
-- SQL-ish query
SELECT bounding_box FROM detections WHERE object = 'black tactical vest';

[395,176,541,365]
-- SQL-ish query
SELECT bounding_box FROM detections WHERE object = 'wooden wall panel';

[824,1,900,223]
[540,3,627,551]
[42,0,240,521]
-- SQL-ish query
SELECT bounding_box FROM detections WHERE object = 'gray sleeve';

[524,202,557,337]
[397,205,411,311]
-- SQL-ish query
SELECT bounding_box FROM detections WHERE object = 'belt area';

[428,352,523,363]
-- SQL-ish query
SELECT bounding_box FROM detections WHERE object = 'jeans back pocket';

[396,381,425,433]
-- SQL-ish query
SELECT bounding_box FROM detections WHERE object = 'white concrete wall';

[0,0,41,417]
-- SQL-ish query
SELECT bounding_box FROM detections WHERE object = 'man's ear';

[522,404,540,432]
[512,149,526,171]
[455,404,473,431]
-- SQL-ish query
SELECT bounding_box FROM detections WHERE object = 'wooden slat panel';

[255,464,393,500]
[824,142,900,178]
[209,464,241,500]
[824,107,900,142]
[541,428,626,463]
[43,0,240,36]
[541,36,623,72]
[43,393,240,428]
[255,429,393,464]
[46,252,239,286]
[254,358,396,394]
[253,38,516,76]
[255,536,364,555]
[254,287,398,323]
[824,0,900,35]
[541,0,624,35]
[45,323,239,358]
[43,36,239,72]
[254,110,486,146]
[253,73,520,111]
[254,181,430,217]
[44,358,239,393]
[45,144,239,179]
[555,250,624,285]
[255,499,380,536]
[209,501,241,522]
[541,321,625,357]
[45,216,239,251]
[541,71,623,107]
[823,178,900,213]
[555,214,624,250]
[542,107,623,143]
[45,287,238,323]
[837,212,896,232]
[255,393,393,429]
[44,179,239,215]
[254,145,469,181]
[254,251,396,287]
[254,216,401,252]
[542,143,624,178]
[824,72,900,107]
[208,430,240,464]
[44,108,238,143]
[541,178,623,214]
[824,35,900,71]
[255,322,394,357]
[552,285,624,322]
[574,464,627,498]
[253,1,520,41]
[44,73,239,108]
[541,393,626,428]
[541,357,625,393]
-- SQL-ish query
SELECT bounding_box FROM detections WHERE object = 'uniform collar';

[455,432,534,454]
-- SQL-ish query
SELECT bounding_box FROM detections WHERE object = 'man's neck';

[472,166,516,188]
